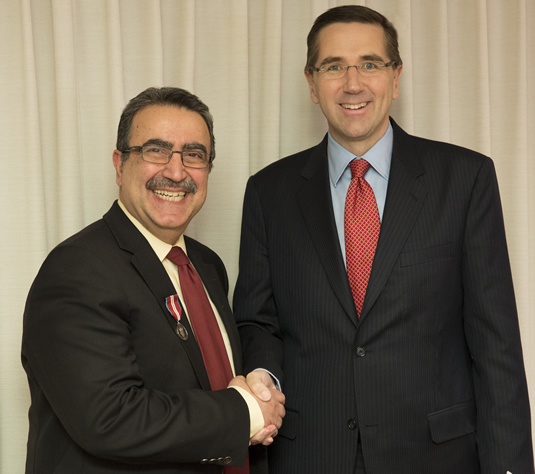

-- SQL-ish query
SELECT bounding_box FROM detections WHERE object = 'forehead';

[130,105,209,146]
[316,22,388,60]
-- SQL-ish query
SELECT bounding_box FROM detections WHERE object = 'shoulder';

[391,119,492,179]
[32,203,145,289]
[252,136,328,183]
[37,219,111,275]
[416,135,486,162]
[184,236,223,266]
[184,236,228,291]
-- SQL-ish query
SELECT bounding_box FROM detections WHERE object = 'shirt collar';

[328,121,393,187]
[117,199,186,262]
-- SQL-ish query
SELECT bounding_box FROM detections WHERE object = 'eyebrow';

[142,139,207,154]
[143,138,174,149]
[182,142,208,153]
[318,56,344,68]
[318,53,386,67]
[361,54,386,62]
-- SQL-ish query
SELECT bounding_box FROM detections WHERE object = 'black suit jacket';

[22,201,257,473]
[233,120,533,473]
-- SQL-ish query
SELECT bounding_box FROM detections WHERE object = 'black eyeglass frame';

[121,145,212,169]
[310,60,397,75]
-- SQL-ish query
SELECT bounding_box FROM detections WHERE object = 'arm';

[22,243,250,465]
[233,177,284,383]
[462,158,533,472]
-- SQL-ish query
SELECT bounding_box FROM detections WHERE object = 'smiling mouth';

[153,190,187,202]
[341,102,368,110]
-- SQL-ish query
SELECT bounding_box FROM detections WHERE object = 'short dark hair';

[305,5,403,72]
[116,87,215,165]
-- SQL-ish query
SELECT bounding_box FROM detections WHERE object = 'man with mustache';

[21,86,285,474]
[234,5,533,474]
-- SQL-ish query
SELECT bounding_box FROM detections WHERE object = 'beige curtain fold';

[1,0,533,471]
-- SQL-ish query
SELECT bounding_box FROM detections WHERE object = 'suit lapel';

[296,136,359,327]
[186,239,243,376]
[103,202,211,390]
[359,120,428,321]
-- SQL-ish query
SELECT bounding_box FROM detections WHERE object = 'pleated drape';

[1,1,533,471]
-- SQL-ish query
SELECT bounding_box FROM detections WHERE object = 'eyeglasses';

[310,60,396,79]
[122,145,211,169]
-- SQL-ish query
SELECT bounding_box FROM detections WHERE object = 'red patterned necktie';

[167,247,249,473]
[344,159,381,317]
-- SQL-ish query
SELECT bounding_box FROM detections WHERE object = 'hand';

[249,424,278,446]
[244,370,281,444]
[245,370,277,402]
[228,375,285,445]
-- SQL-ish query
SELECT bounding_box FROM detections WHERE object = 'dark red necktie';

[167,247,249,473]
[344,159,381,317]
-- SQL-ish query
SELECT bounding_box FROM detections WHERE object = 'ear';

[112,150,124,187]
[305,70,320,104]
[392,64,403,100]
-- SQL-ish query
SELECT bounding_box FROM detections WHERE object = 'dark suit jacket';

[233,119,533,474]
[22,201,258,474]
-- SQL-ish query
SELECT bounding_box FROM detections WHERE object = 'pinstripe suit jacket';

[233,119,533,473]
[22,201,260,474]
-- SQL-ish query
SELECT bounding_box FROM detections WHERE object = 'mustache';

[146,176,197,194]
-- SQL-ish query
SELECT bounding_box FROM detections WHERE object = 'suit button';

[356,346,366,357]
[223,456,232,464]
[348,419,357,430]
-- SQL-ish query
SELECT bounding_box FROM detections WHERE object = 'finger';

[271,388,285,404]
[249,426,276,446]
[246,371,273,401]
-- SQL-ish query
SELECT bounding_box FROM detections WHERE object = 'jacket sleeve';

[461,157,533,472]
[233,176,285,384]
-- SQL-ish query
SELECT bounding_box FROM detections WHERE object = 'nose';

[163,152,189,181]
[343,66,364,93]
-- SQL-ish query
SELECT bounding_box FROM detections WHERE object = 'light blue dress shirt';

[328,123,393,266]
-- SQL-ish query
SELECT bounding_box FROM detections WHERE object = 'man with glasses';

[234,5,533,474]
[22,87,284,474]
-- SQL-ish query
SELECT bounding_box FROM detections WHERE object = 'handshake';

[229,370,286,446]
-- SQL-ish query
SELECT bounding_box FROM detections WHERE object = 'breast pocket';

[400,243,454,267]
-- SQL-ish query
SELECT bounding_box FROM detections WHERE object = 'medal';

[176,321,189,341]
[166,294,188,341]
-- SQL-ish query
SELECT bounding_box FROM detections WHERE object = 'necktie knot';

[167,246,189,266]
[350,159,371,179]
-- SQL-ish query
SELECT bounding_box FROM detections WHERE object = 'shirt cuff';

[229,386,264,437]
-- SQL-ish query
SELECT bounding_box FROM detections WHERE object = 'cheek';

[316,82,333,101]
[195,176,209,200]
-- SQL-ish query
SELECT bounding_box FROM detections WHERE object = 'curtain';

[1,0,533,470]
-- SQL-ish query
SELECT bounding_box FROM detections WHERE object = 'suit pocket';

[400,243,454,267]
[278,407,298,440]
[428,399,476,443]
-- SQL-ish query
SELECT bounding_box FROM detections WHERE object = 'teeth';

[342,102,367,110]
[153,190,186,202]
